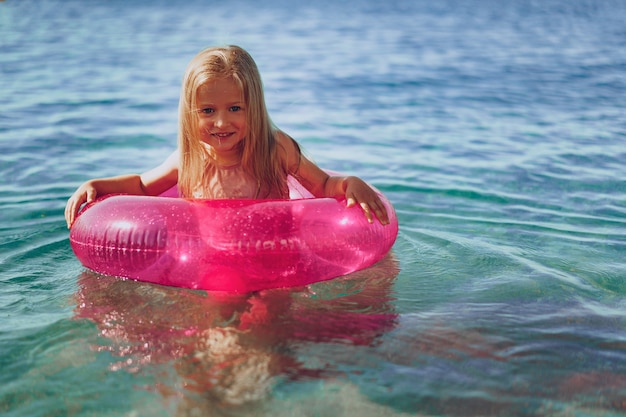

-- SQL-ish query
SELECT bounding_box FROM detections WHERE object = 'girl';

[65,45,390,228]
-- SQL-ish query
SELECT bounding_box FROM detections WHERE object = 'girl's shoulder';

[139,149,180,195]
[275,130,302,173]
[274,130,294,147]
[158,149,181,173]
[165,149,181,165]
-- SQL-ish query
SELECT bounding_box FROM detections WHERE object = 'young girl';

[65,45,390,228]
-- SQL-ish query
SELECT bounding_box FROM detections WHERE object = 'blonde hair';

[177,45,288,198]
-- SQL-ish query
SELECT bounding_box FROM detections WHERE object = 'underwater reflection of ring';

[73,253,400,407]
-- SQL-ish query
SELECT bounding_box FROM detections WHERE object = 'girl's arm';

[278,133,389,225]
[65,150,179,228]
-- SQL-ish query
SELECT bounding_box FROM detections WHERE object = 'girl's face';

[196,77,247,161]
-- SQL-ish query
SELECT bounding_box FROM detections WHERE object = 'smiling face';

[196,77,248,164]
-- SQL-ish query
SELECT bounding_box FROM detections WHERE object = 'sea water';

[1,0,625,416]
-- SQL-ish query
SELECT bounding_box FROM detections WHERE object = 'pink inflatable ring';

[69,176,398,292]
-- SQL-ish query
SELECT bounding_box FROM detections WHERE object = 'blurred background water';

[1,0,626,416]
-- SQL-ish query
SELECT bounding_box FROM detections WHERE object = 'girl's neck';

[206,144,243,168]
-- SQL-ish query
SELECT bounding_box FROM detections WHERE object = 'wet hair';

[177,45,288,198]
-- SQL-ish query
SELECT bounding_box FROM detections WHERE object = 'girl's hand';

[65,181,98,229]
[344,176,390,225]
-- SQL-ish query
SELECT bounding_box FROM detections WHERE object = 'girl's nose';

[214,112,227,127]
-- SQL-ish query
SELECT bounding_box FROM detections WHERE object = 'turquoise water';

[2,0,626,415]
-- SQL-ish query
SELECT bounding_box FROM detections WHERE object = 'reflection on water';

[3,0,626,414]
[74,254,400,414]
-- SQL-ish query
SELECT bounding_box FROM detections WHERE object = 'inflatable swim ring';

[69,176,398,292]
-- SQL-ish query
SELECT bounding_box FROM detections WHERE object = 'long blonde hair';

[177,45,287,198]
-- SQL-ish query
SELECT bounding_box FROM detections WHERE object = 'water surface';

[1,0,626,416]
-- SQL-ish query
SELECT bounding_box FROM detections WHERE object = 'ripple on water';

[1,0,626,415]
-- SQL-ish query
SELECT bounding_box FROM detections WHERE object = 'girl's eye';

[200,108,214,114]
[229,106,241,112]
